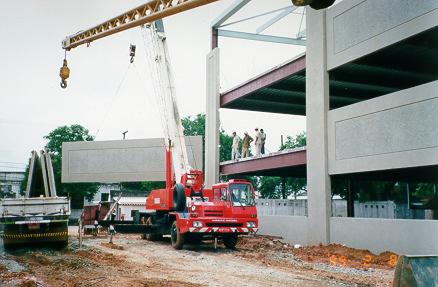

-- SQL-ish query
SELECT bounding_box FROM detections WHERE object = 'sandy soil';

[0,227,394,287]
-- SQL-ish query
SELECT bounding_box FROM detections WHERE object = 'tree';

[257,131,307,199]
[181,113,233,163]
[43,125,98,208]
[280,131,306,150]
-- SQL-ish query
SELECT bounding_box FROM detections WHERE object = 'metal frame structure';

[211,0,306,49]
[62,0,219,50]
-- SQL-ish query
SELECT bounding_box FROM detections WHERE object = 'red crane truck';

[143,144,258,249]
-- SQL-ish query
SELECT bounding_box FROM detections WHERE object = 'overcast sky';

[0,0,307,171]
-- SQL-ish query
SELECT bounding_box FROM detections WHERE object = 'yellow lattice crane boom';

[62,0,219,51]
[59,0,219,88]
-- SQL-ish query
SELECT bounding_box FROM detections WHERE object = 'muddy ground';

[0,227,395,287]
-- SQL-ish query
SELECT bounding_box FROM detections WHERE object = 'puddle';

[0,257,27,273]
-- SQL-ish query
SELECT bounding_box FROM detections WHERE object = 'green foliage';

[45,125,94,156]
[43,125,98,208]
[258,176,306,199]
[181,113,233,163]
[181,114,205,137]
[182,114,206,170]
[255,131,307,199]
[219,132,233,162]
[258,177,282,199]
[280,131,306,150]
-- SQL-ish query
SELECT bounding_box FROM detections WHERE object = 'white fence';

[257,199,429,219]
[256,199,307,216]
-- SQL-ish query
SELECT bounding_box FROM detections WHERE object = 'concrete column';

[306,8,331,244]
[205,48,220,188]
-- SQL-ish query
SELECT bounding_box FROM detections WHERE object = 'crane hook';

[129,44,136,63]
[59,57,70,89]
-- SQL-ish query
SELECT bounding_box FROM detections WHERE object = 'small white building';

[83,184,120,206]
[117,196,147,221]
[0,171,25,198]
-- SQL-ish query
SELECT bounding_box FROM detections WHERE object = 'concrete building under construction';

[205,0,438,255]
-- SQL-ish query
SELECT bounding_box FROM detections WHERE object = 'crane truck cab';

[143,149,258,250]
[170,178,259,250]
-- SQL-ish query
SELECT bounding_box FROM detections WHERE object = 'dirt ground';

[0,227,395,287]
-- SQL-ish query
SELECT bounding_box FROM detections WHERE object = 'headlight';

[246,222,256,228]
[192,221,203,228]
[191,205,196,211]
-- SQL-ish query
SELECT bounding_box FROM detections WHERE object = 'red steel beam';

[220,149,306,175]
[220,54,306,107]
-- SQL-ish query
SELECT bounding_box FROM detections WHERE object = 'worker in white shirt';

[231,131,241,161]
[254,128,262,156]
[260,129,266,155]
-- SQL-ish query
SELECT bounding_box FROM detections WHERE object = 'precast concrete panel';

[326,0,438,70]
[306,8,332,245]
[205,48,220,188]
[330,217,438,255]
[61,136,202,183]
[258,215,308,246]
[328,81,438,174]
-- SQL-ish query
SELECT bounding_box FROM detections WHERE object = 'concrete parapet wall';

[330,217,438,255]
[328,81,438,174]
[326,0,438,70]
[258,215,308,246]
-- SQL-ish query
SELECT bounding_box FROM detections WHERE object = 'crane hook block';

[59,59,70,89]
[129,44,136,63]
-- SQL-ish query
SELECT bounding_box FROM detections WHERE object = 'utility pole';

[122,130,128,140]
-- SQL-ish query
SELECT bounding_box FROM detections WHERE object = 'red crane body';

[146,144,258,249]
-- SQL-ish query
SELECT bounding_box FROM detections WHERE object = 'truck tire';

[223,234,238,250]
[173,183,186,212]
[170,221,184,250]
[309,0,336,10]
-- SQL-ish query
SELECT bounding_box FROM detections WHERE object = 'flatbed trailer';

[0,197,70,248]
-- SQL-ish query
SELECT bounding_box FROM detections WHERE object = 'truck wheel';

[170,221,184,250]
[223,235,238,250]
[173,183,186,212]
[309,0,336,10]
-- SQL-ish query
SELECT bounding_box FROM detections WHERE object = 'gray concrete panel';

[62,136,202,183]
[258,215,308,246]
[328,81,438,174]
[327,0,438,70]
[306,8,332,244]
[205,48,220,188]
[331,217,438,255]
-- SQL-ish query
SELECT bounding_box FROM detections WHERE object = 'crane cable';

[94,62,132,139]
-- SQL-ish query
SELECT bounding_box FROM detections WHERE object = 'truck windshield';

[229,184,255,207]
